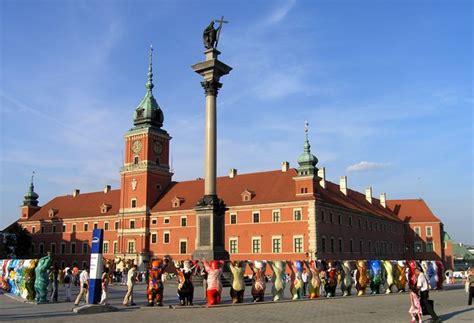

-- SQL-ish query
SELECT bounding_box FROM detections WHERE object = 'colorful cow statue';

[340,261,352,296]
[147,258,169,306]
[287,261,304,300]
[249,260,266,302]
[34,254,52,303]
[396,260,407,292]
[407,260,418,289]
[421,261,429,275]
[435,260,444,290]
[304,260,321,299]
[8,264,16,294]
[325,261,338,297]
[382,260,396,294]
[25,259,38,301]
[269,260,286,301]
[355,260,369,296]
[229,261,247,304]
[368,260,382,294]
[175,260,197,306]
[202,260,225,306]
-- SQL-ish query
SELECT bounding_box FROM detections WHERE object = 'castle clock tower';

[119,47,172,266]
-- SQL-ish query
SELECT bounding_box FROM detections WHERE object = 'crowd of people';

[39,258,473,322]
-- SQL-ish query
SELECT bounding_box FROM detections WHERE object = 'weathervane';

[203,16,228,49]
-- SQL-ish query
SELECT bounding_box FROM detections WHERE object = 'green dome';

[23,175,39,207]
[296,128,318,177]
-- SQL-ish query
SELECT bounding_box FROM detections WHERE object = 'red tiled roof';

[386,199,441,223]
[19,189,120,222]
[152,169,313,212]
[320,181,400,221]
[20,169,404,222]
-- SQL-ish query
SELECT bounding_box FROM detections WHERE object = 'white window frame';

[127,240,135,253]
[272,209,281,222]
[164,217,170,224]
[293,235,304,253]
[230,213,237,224]
[229,237,238,254]
[272,235,282,254]
[93,222,98,230]
[151,218,157,225]
[426,226,433,237]
[103,241,109,254]
[104,221,109,231]
[151,233,157,244]
[251,236,262,254]
[129,219,136,229]
[426,241,435,252]
[252,211,260,223]
[131,198,137,208]
[179,239,187,254]
[293,208,302,221]
[163,231,170,244]
[180,216,187,227]
[113,241,118,254]
[83,223,88,232]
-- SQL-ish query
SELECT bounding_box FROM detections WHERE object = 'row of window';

[414,241,435,253]
[32,241,89,255]
[229,209,302,225]
[32,216,190,234]
[320,210,396,234]
[414,226,433,238]
[228,236,304,254]
[320,237,401,255]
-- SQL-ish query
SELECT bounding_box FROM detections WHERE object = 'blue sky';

[1,0,472,243]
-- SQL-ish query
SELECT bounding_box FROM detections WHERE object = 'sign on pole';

[88,228,104,304]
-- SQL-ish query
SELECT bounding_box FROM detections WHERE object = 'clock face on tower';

[153,140,163,154]
[132,140,142,154]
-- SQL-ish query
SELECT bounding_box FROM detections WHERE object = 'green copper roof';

[453,243,474,260]
[23,172,39,207]
[443,231,452,242]
[297,122,318,176]
[133,46,164,129]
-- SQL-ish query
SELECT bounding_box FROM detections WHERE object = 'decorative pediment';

[241,189,255,202]
[100,203,112,214]
[172,196,185,208]
[48,208,58,218]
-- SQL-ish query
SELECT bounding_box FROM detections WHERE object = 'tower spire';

[133,45,164,129]
[297,121,318,176]
[146,45,154,93]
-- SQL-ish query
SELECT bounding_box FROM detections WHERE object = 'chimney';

[318,167,326,189]
[229,168,237,178]
[104,185,111,193]
[339,176,348,196]
[380,192,387,208]
[281,161,289,172]
[365,187,373,204]
[72,189,80,197]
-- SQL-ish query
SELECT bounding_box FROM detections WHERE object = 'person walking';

[123,265,138,306]
[64,269,72,302]
[302,268,309,297]
[100,267,110,305]
[50,265,59,302]
[467,267,474,306]
[72,265,79,286]
[74,266,89,306]
[415,267,441,323]
[408,285,422,323]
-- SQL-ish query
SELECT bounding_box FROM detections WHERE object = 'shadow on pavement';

[439,307,473,321]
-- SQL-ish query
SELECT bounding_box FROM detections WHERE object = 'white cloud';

[346,161,390,172]
[265,0,297,24]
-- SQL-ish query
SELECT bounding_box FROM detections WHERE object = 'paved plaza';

[0,283,472,322]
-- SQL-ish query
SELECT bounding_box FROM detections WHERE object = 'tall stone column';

[192,48,232,260]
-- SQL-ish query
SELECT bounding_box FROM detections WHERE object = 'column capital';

[201,79,222,96]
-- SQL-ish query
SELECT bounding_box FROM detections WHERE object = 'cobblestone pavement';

[0,283,472,322]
